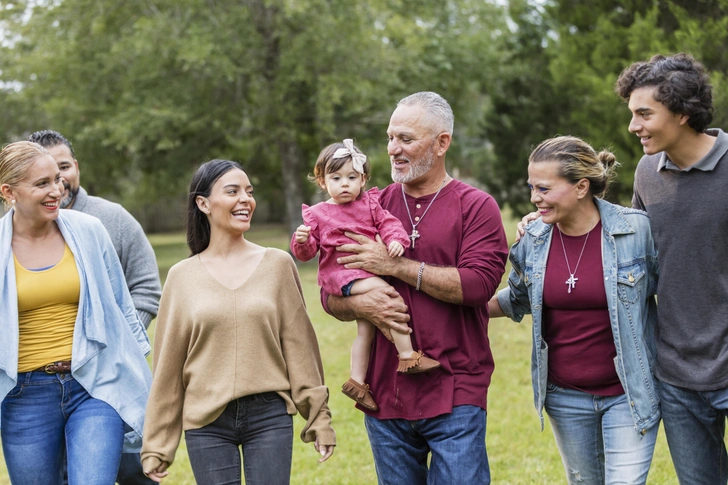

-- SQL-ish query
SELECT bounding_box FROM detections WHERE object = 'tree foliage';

[1,0,727,228]
[484,0,728,213]
[0,0,508,231]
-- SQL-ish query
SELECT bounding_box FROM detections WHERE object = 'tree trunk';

[278,138,305,235]
[247,0,304,233]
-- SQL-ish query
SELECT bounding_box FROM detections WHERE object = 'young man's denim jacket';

[0,209,152,451]
[497,198,660,435]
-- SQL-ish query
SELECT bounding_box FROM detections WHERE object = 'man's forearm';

[324,285,411,342]
[390,258,463,304]
[487,295,505,318]
[326,293,361,322]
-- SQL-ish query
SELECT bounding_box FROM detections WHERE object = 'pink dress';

[290,188,410,296]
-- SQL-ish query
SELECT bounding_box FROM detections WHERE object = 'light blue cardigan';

[0,208,152,451]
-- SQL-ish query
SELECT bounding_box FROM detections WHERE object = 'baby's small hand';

[388,241,404,257]
[295,225,311,243]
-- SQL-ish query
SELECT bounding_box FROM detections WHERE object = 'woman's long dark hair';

[186,159,246,256]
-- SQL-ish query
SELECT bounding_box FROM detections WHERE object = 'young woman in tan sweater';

[141,160,335,484]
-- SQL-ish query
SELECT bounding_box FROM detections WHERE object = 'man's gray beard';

[60,187,79,209]
[391,143,437,184]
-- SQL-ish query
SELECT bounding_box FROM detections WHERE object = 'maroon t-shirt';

[542,221,624,396]
[323,180,508,419]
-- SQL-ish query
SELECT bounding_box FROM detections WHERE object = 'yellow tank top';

[15,244,79,372]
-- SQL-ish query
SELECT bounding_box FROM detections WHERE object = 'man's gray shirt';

[72,186,161,328]
[632,128,728,391]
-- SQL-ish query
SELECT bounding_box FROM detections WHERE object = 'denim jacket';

[0,209,152,451]
[497,198,660,434]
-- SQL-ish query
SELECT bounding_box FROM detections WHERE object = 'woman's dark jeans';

[185,392,293,485]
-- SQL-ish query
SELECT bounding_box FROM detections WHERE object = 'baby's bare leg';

[350,277,414,359]
[351,320,375,383]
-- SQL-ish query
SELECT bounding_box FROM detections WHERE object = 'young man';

[28,130,162,485]
[324,92,508,484]
[616,53,728,484]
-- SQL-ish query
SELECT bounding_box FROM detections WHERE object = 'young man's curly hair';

[615,53,713,133]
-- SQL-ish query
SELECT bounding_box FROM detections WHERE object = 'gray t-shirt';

[632,128,728,391]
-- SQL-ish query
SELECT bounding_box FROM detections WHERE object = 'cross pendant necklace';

[409,229,420,248]
[565,274,578,293]
[401,177,447,250]
[557,226,590,294]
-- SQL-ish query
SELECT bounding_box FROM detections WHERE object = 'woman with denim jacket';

[488,136,660,485]
[0,141,152,485]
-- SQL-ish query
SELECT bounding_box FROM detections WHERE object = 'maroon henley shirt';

[324,180,508,420]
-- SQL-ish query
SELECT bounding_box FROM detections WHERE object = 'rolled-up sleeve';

[498,241,532,323]
[457,195,508,306]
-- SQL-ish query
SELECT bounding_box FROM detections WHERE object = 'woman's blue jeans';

[184,392,293,485]
[545,383,657,485]
[1,371,125,485]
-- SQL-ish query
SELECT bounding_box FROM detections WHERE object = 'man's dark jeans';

[660,379,728,484]
[117,452,156,485]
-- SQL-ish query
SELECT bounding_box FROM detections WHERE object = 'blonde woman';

[0,141,151,484]
[488,136,660,484]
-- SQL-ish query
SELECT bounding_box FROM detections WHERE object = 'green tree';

[481,0,568,213]
[1,0,513,232]
[486,0,728,211]
[2,0,397,231]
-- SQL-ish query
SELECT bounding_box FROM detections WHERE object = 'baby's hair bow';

[332,139,366,174]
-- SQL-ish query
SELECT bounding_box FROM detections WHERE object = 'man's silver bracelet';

[416,262,426,291]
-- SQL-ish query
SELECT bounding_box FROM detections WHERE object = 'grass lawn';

[0,221,684,484]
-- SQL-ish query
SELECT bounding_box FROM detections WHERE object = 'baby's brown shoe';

[341,378,378,411]
[397,350,442,374]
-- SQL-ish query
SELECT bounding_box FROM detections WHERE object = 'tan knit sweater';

[141,248,335,472]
